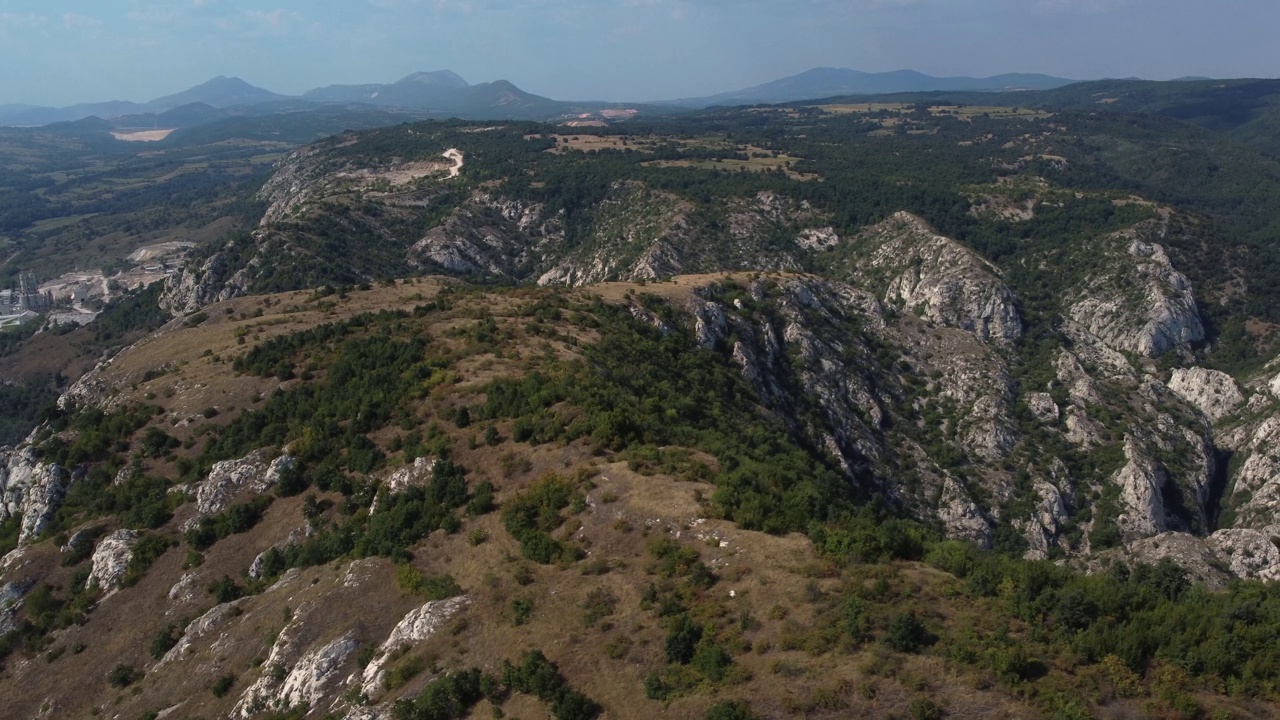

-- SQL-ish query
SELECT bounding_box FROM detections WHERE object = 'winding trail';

[443,148,464,179]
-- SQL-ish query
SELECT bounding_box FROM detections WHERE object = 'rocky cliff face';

[0,444,72,546]
[1168,367,1245,422]
[86,529,139,592]
[843,211,1022,342]
[1066,218,1206,358]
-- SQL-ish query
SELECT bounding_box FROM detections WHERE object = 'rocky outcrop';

[1082,532,1232,588]
[1019,475,1072,560]
[161,249,252,315]
[796,226,839,250]
[1222,415,1280,528]
[276,632,358,710]
[381,456,438,497]
[358,595,468,698]
[1167,367,1244,423]
[937,477,993,548]
[1111,437,1169,538]
[850,211,1021,342]
[704,278,886,479]
[1066,221,1204,358]
[412,192,562,279]
[0,445,39,521]
[1082,527,1280,589]
[12,460,72,545]
[1206,528,1280,581]
[158,600,246,667]
[86,529,139,592]
[0,581,28,636]
[189,451,294,521]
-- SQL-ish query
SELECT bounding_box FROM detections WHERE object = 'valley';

[4,79,1280,719]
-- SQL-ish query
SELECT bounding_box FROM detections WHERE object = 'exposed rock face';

[381,456,438,497]
[705,278,886,480]
[1066,221,1205,358]
[796,226,839,250]
[190,452,294,521]
[1083,532,1232,589]
[1020,477,1072,560]
[158,600,246,667]
[937,477,993,548]
[277,632,358,710]
[359,595,468,697]
[86,529,139,592]
[1222,415,1280,528]
[1111,436,1169,538]
[850,211,1021,342]
[234,618,306,717]
[0,581,28,636]
[0,445,39,521]
[1026,393,1060,424]
[539,187,814,287]
[1167,367,1244,422]
[14,461,72,545]
[1082,528,1280,589]
[412,192,562,278]
[161,250,251,315]
[1206,528,1280,581]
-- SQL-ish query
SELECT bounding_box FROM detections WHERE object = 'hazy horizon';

[2,0,1278,107]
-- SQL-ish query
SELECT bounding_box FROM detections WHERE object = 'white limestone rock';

[854,211,1021,342]
[796,226,840,250]
[17,462,71,545]
[277,632,358,709]
[1224,416,1280,528]
[1021,478,1072,561]
[1026,392,1060,424]
[358,595,468,697]
[1167,367,1244,423]
[1206,527,1280,581]
[157,600,245,667]
[86,529,140,592]
[188,451,295,527]
[937,477,993,548]
[1066,222,1204,358]
[1112,437,1169,538]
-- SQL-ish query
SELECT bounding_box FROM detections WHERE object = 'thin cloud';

[63,13,103,30]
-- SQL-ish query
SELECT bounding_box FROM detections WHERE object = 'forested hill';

[8,82,1280,719]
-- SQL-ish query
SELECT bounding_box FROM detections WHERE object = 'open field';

[111,129,177,142]
[538,133,732,154]
[819,102,914,114]
[930,105,1053,120]
[642,146,819,180]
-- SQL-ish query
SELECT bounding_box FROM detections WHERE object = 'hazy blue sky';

[1,0,1277,106]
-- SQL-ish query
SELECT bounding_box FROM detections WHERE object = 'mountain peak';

[148,76,287,111]
[395,70,469,88]
[677,66,1074,107]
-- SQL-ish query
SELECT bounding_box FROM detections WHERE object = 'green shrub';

[212,673,236,697]
[108,664,141,688]
[705,700,757,720]
[885,613,931,653]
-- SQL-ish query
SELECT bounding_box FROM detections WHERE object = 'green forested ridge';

[9,81,1280,718]
[8,288,1280,718]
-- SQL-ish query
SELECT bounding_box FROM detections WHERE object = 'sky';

[1,0,1278,107]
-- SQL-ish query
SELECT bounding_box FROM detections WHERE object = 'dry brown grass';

[5,275,1269,720]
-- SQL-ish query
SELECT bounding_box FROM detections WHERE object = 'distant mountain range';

[0,67,1087,129]
[672,67,1075,107]
[0,71,598,127]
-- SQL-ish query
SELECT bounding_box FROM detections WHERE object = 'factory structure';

[1,271,53,314]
